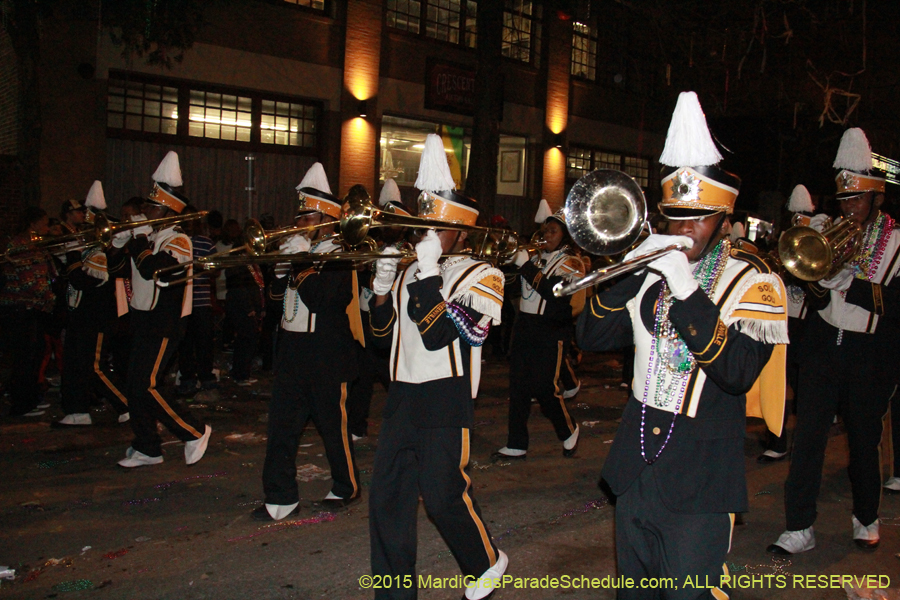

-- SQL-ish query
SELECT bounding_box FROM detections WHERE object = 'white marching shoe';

[184,425,212,465]
[118,449,164,468]
[883,476,900,493]
[766,527,815,555]
[852,515,879,550]
[465,550,508,600]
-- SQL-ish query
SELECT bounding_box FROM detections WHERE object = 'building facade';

[1,0,667,235]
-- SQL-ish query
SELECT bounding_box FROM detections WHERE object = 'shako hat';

[787,184,814,214]
[833,128,885,199]
[414,133,479,227]
[659,92,740,220]
[378,178,411,217]
[295,162,341,220]
[147,151,188,214]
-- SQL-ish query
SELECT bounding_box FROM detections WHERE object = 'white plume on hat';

[659,92,723,168]
[85,180,107,210]
[534,199,553,223]
[151,151,183,187]
[833,128,872,172]
[295,162,332,194]
[787,184,814,213]
[415,134,456,193]
[379,178,401,207]
[730,221,745,241]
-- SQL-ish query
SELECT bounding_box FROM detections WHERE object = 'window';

[567,147,651,189]
[386,0,422,34]
[188,91,252,142]
[107,78,178,135]
[261,100,318,147]
[386,1,540,64]
[571,22,597,80]
[380,116,471,189]
[107,71,321,153]
[502,0,541,65]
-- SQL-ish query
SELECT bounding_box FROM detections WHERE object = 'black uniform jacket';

[576,271,774,514]
[802,271,900,382]
[270,261,359,382]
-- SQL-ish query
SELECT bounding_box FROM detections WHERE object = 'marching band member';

[55,181,129,427]
[493,200,585,461]
[577,92,788,597]
[254,162,361,521]
[113,151,211,468]
[368,134,507,600]
[769,128,900,554]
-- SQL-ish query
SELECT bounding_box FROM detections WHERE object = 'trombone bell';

[777,218,860,282]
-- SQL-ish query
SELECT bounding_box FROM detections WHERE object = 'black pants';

[226,300,258,381]
[615,467,732,600]
[370,388,498,600]
[506,339,577,450]
[125,332,206,457]
[61,317,128,416]
[784,360,894,530]
[178,307,215,385]
[262,334,359,504]
[346,342,391,438]
[1,309,48,415]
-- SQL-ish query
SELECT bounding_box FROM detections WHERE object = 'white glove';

[279,234,311,255]
[819,267,854,291]
[130,214,153,237]
[415,230,442,279]
[624,234,694,262]
[648,251,698,300]
[373,247,402,295]
[511,249,530,267]
[808,214,830,233]
[111,230,132,248]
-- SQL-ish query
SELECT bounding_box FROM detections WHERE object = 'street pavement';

[0,350,897,599]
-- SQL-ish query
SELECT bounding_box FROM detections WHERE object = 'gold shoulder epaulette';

[729,247,771,274]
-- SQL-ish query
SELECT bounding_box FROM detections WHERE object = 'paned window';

[107,78,178,135]
[567,147,651,189]
[571,22,597,80]
[425,0,465,44]
[107,71,321,153]
[188,91,253,142]
[502,0,541,65]
[386,0,422,34]
[261,100,318,147]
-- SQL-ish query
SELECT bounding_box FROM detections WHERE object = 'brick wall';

[0,23,18,155]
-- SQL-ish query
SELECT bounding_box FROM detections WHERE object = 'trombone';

[552,169,683,297]
[339,186,519,261]
[776,215,860,281]
[3,212,207,261]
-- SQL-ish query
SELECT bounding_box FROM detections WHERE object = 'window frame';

[565,145,655,192]
[570,21,597,81]
[106,71,322,156]
[384,0,544,67]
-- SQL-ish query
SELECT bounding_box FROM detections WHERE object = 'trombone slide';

[552,244,684,297]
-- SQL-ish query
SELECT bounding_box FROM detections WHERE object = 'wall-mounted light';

[357,100,369,118]
[553,133,564,149]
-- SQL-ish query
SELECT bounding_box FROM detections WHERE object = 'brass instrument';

[339,186,518,260]
[242,218,337,256]
[777,216,860,281]
[553,169,679,297]
[3,212,207,261]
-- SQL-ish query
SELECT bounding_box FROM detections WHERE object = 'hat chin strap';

[691,212,728,263]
